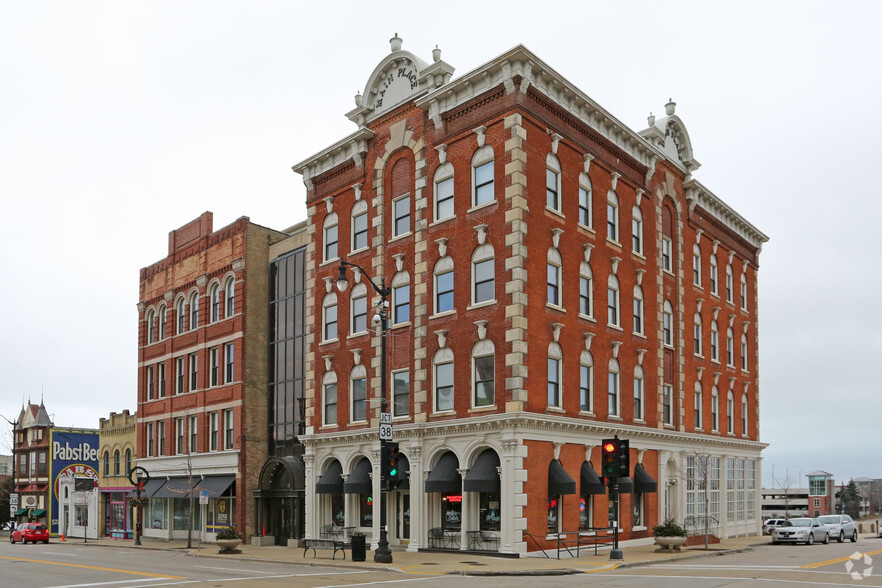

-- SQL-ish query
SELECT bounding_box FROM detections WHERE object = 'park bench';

[302,537,349,559]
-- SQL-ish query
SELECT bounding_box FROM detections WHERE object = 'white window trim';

[391,192,412,240]
[471,339,496,409]
[471,145,496,209]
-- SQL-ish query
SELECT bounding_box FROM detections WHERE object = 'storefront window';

[478,493,500,531]
[547,497,561,534]
[359,495,373,527]
[331,494,345,526]
[75,505,89,527]
[148,499,167,529]
[579,496,593,531]
[172,499,202,531]
[442,494,462,530]
[207,497,234,533]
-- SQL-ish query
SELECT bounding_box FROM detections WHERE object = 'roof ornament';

[390,33,403,52]
[665,98,676,116]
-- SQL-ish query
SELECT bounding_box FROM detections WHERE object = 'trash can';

[350,532,366,561]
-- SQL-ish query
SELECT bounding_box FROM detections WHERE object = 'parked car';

[771,518,829,545]
[10,523,49,544]
[817,514,857,543]
[763,518,787,535]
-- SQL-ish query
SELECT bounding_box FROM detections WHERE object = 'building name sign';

[53,441,100,462]
[374,66,418,110]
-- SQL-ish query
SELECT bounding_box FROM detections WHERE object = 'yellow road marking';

[0,555,185,579]
[583,563,620,573]
[800,548,882,569]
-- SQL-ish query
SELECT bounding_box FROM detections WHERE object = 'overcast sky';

[2,1,880,489]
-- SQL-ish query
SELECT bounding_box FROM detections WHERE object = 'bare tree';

[772,469,795,519]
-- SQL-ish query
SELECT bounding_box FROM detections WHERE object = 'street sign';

[10,493,18,506]
[199,491,209,505]
[379,412,392,441]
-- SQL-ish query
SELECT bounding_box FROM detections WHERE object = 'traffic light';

[615,438,630,478]
[382,441,401,490]
[601,438,618,479]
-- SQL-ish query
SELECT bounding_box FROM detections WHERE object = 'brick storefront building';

[98,410,136,539]
[136,212,286,541]
[292,36,769,554]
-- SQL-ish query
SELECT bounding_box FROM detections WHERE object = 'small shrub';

[652,519,687,537]
[216,526,242,540]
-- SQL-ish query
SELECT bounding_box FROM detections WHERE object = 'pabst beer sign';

[53,441,100,462]
[49,429,100,535]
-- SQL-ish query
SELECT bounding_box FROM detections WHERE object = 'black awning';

[152,478,198,499]
[130,478,167,499]
[464,449,500,493]
[344,459,372,494]
[634,465,658,493]
[548,460,576,496]
[315,461,343,494]
[395,454,411,490]
[425,452,461,493]
[580,462,606,495]
[613,477,633,494]
[196,475,236,498]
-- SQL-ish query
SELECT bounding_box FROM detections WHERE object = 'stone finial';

[647,112,655,127]
[474,320,488,340]
[390,33,403,52]
[552,323,564,342]
[435,329,448,348]
[436,237,449,257]
[584,332,594,351]
[611,340,622,358]
[475,223,488,245]
[583,153,594,174]
[665,99,676,116]
[474,125,487,147]
[551,228,563,249]
[432,45,441,63]
[354,91,362,107]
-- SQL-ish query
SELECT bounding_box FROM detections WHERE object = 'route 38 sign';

[379,412,393,441]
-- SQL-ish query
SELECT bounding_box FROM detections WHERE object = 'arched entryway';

[253,457,305,546]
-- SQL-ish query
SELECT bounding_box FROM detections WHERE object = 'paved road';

[3,538,882,587]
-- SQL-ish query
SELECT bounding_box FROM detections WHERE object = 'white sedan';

[771,518,829,545]
[817,514,857,543]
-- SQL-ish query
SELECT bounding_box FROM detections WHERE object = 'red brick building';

[293,36,768,554]
[136,212,286,541]
[12,403,53,524]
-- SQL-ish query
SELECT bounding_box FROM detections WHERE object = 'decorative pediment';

[639,99,701,176]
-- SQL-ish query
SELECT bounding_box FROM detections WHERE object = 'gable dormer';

[639,99,701,177]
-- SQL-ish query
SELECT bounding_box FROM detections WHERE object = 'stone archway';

[254,457,305,546]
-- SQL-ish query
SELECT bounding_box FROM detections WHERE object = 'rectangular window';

[607,288,618,326]
[662,237,672,272]
[435,363,454,411]
[146,423,154,457]
[393,195,410,236]
[393,370,410,417]
[210,347,219,387]
[474,161,494,206]
[726,271,734,302]
[353,211,368,251]
[324,224,338,260]
[435,271,454,314]
[712,395,719,431]
[324,302,337,341]
[547,357,561,408]
[323,382,337,425]
[579,187,591,226]
[580,364,592,412]
[608,371,619,416]
[633,376,643,420]
[663,312,673,346]
[175,418,184,455]
[189,352,198,391]
[663,384,673,425]
[158,363,166,397]
[710,263,718,294]
[176,357,185,394]
[436,177,454,220]
[157,420,166,456]
[474,259,494,304]
[352,377,367,422]
[580,276,591,316]
[741,340,748,371]
[711,329,719,361]
[394,284,410,323]
[695,393,703,429]
[225,343,234,383]
[146,365,154,400]
[727,397,734,432]
[694,323,702,355]
[38,452,47,476]
[607,203,618,242]
[741,399,748,433]
[633,298,643,334]
[474,355,494,407]
[546,169,559,210]
[727,336,734,366]
[224,409,234,449]
[546,264,560,306]
[632,216,643,254]
[693,254,701,285]
[188,415,197,453]
[209,412,219,451]
[352,294,367,334]
[741,279,748,310]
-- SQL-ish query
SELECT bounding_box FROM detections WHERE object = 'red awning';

[20,485,48,493]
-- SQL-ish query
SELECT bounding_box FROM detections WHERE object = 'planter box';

[251,535,275,546]
[216,539,242,553]
[654,536,687,551]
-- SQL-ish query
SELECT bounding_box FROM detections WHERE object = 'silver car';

[771,518,829,545]
[817,514,857,543]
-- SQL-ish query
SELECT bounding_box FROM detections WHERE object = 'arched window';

[711,386,720,431]
[694,313,703,356]
[726,328,735,366]
[727,390,735,433]
[580,350,593,413]
[351,199,369,251]
[741,395,749,435]
[694,381,703,429]
[547,247,562,307]
[146,309,155,344]
[323,371,338,426]
[726,264,734,303]
[740,273,748,310]
[547,342,562,408]
[472,339,495,407]
[546,153,561,212]
[632,205,643,255]
[633,285,644,335]
[125,449,131,474]
[741,333,749,371]
[114,450,120,476]
[350,282,368,334]
[608,358,620,417]
[433,162,455,222]
[209,283,220,322]
[606,189,619,242]
[224,276,235,318]
[433,256,454,315]
[158,304,167,340]
[350,365,367,423]
[323,212,339,262]
[189,291,199,330]
[392,271,410,325]
[607,275,620,327]
[472,243,495,305]
[391,158,412,238]
[711,321,719,361]
[579,262,593,318]
[662,205,674,273]
[663,300,674,347]
[176,297,187,334]
[710,256,719,295]
[322,292,338,341]
[693,244,702,286]
[579,173,592,227]
[433,347,454,412]
[472,145,495,207]
[633,365,644,421]
[103,451,109,476]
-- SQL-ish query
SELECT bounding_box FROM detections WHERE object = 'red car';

[10,523,49,544]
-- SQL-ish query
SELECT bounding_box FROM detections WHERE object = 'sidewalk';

[54,534,767,576]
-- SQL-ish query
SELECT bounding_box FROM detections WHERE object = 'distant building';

[98,410,136,539]
[807,470,835,517]
[13,403,53,524]
[761,487,809,519]
[0,454,11,476]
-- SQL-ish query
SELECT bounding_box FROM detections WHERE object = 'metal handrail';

[522,527,615,559]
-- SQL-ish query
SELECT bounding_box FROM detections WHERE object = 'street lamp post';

[336,260,393,564]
